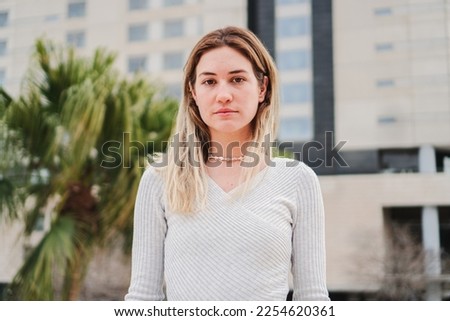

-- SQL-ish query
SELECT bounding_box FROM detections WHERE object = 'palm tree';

[0,39,177,300]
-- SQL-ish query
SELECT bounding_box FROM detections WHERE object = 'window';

[278,117,312,141]
[382,206,424,300]
[163,19,184,38]
[163,52,183,70]
[277,50,310,70]
[379,149,418,173]
[45,14,60,22]
[68,1,86,18]
[0,11,8,27]
[277,0,308,5]
[129,0,148,10]
[378,115,397,124]
[163,0,184,7]
[374,7,392,16]
[128,56,147,73]
[435,149,450,173]
[128,23,148,42]
[281,82,311,104]
[0,40,6,56]
[438,207,450,276]
[375,43,394,52]
[376,79,395,88]
[277,16,310,38]
[66,31,86,48]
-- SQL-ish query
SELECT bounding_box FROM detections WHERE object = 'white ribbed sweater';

[125,158,329,301]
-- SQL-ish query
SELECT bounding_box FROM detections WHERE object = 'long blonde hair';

[161,26,279,213]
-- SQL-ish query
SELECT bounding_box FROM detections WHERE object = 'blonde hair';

[161,26,279,213]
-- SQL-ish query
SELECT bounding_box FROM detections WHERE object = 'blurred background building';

[1,0,450,300]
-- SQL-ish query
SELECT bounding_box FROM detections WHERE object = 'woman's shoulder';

[270,157,318,179]
[139,164,165,188]
[267,157,320,191]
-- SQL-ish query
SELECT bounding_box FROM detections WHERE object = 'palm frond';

[8,216,76,300]
[3,37,178,300]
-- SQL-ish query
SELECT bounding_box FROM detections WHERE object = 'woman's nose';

[216,83,233,104]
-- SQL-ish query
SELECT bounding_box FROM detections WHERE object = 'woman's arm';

[124,167,167,301]
[291,163,330,301]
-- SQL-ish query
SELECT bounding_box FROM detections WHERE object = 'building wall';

[321,172,450,291]
[0,221,24,283]
[0,0,246,98]
[333,0,450,150]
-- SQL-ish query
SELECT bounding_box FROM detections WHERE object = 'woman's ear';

[189,83,197,102]
[258,76,268,103]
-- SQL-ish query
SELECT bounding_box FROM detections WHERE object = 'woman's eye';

[202,79,216,85]
[233,77,245,83]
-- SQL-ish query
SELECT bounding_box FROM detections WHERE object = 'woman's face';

[191,46,267,140]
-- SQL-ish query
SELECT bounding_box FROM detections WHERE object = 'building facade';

[253,0,450,300]
[0,0,247,98]
[1,0,450,300]
[319,0,450,299]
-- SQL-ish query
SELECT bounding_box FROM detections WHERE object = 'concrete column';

[419,145,442,300]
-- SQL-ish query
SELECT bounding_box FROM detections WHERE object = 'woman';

[125,26,329,301]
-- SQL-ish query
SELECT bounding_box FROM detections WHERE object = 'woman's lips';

[215,108,237,114]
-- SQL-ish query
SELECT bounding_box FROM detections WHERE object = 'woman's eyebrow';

[198,71,216,77]
[198,69,249,77]
[228,69,249,75]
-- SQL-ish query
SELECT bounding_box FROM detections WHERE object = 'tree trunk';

[62,245,92,300]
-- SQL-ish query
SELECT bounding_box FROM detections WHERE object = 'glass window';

[378,116,397,124]
[0,69,5,86]
[0,11,8,27]
[128,56,147,73]
[0,40,7,56]
[278,117,312,141]
[128,23,148,42]
[45,14,60,22]
[277,0,308,5]
[379,149,418,173]
[375,43,394,52]
[281,82,311,104]
[66,31,86,48]
[163,0,184,7]
[129,0,148,10]
[374,7,392,16]
[163,52,183,70]
[277,16,310,38]
[277,50,310,70]
[163,19,184,38]
[68,1,86,18]
[376,79,395,88]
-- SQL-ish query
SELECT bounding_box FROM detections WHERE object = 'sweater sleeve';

[291,163,330,301]
[124,167,167,301]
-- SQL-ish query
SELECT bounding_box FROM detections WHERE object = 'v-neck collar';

[207,165,270,196]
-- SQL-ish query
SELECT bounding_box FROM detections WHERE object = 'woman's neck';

[209,131,252,158]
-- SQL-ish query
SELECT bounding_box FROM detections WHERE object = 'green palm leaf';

[8,216,76,300]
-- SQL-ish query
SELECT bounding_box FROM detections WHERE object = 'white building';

[0,0,246,98]
[327,0,450,299]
